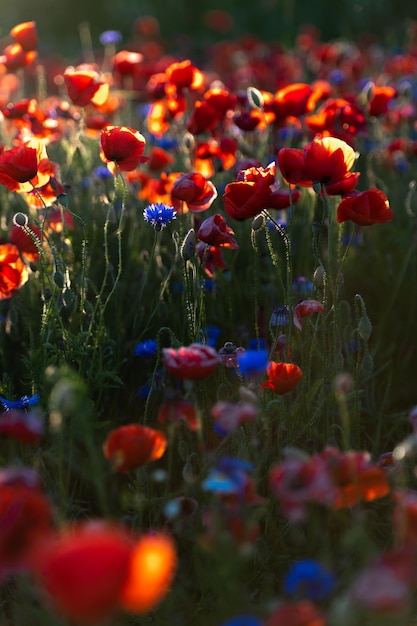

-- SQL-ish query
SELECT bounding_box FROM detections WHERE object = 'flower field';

[1,15,417,626]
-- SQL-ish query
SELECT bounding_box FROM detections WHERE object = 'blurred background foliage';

[0,0,416,58]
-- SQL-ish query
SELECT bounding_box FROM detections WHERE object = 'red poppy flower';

[10,222,42,261]
[337,188,394,226]
[0,243,29,300]
[368,85,396,117]
[269,453,336,522]
[157,398,199,431]
[232,109,264,131]
[305,97,366,145]
[197,214,239,249]
[293,299,325,331]
[392,490,417,545]
[187,100,220,135]
[119,533,177,614]
[112,50,143,76]
[320,447,391,509]
[100,125,147,173]
[0,138,50,192]
[63,66,109,107]
[32,521,133,624]
[278,136,358,193]
[2,43,36,71]
[163,343,219,379]
[10,21,38,51]
[223,162,280,220]
[171,172,217,213]
[147,146,174,172]
[165,59,204,91]
[103,424,167,472]
[270,83,315,121]
[261,361,303,394]
[0,409,43,443]
[203,87,237,115]
[265,600,326,626]
[0,484,52,573]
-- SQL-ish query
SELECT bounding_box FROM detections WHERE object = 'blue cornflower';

[293,276,313,297]
[134,339,158,358]
[283,559,335,600]
[270,305,289,328]
[202,456,253,495]
[143,203,176,231]
[94,166,113,180]
[237,349,268,376]
[99,30,122,46]
[0,393,40,412]
[201,325,221,348]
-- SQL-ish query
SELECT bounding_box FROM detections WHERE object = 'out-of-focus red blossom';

[63,66,109,107]
[337,188,394,226]
[224,161,298,221]
[203,87,237,115]
[187,100,220,135]
[196,242,227,277]
[2,43,37,71]
[211,401,257,434]
[305,97,366,145]
[269,453,336,522]
[203,10,234,33]
[10,21,38,51]
[112,50,143,76]
[392,490,417,546]
[43,207,75,233]
[163,343,219,379]
[233,109,264,131]
[0,243,29,300]
[10,222,42,261]
[0,138,50,192]
[134,15,160,37]
[0,483,52,574]
[100,125,147,173]
[197,214,239,249]
[194,138,238,178]
[147,146,174,171]
[165,59,204,91]
[268,82,316,122]
[119,533,177,614]
[265,600,327,626]
[321,447,391,508]
[171,171,217,213]
[278,136,359,194]
[351,559,410,615]
[0,409,43,443]
[32,521,134,624]
[368,85,396,116]
[261,361,303,394]
[293,299,325,331]
[103,424,167,472]
[157,398,199,431]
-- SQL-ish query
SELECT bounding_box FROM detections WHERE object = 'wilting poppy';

[119,533,177,614]
[32,521,133,624]
[171,172,218,213]
[293,300,325,331]
[0,243,29,300]
[265,600,326,626]
[63,66,109,107]
[197,214,239,249]
[261,361,303,394]
[103,424,167,472]
[163,343,219,379]
[157,398,199,431]
[10,21,38,51]
[100,125,147,173]
[0,138,50,193]
[337,188,394,226]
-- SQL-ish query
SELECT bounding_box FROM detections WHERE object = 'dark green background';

[0,0,415,59]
